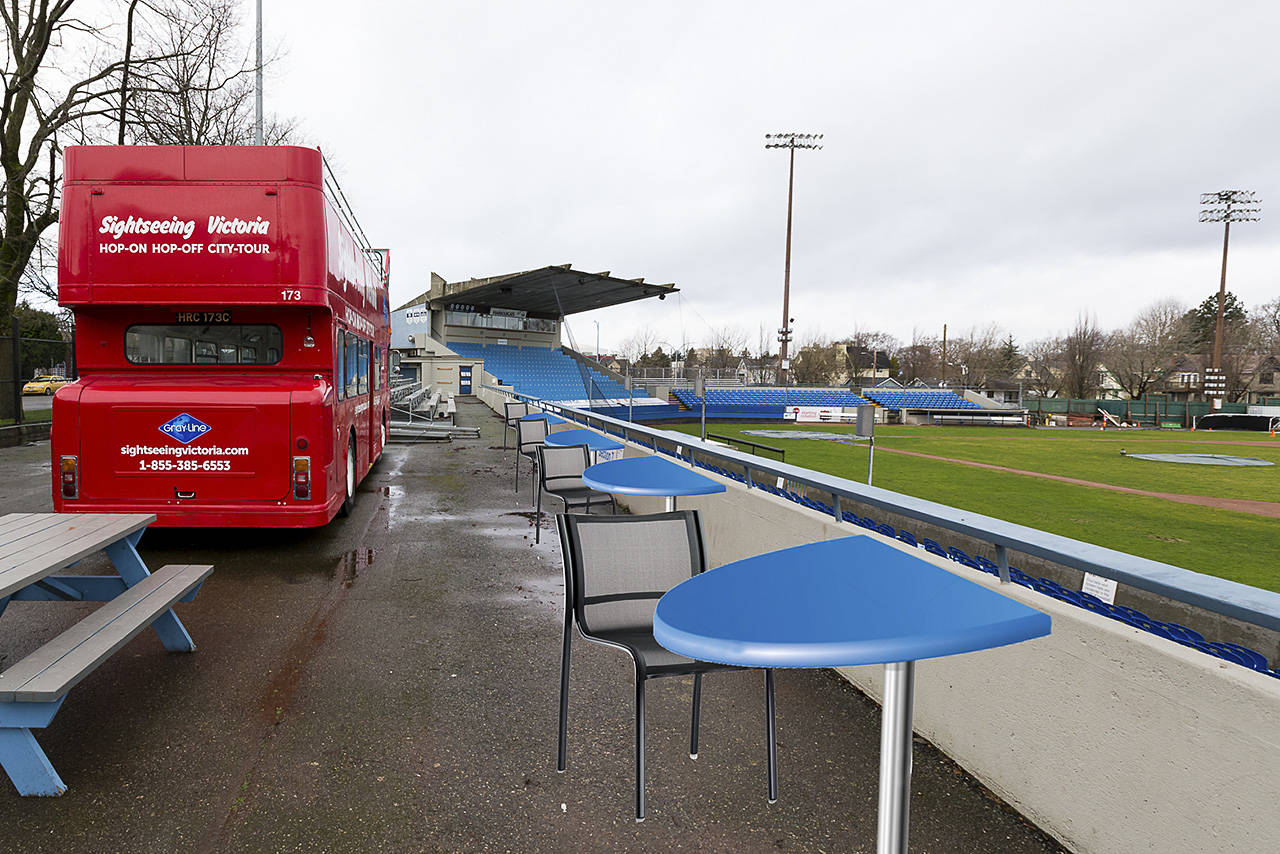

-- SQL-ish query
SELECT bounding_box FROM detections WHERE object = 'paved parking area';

[0,402,1067,853]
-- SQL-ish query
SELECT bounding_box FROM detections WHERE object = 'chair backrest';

[558,511,704,635]
[537,444,590,493]
[517,417,548,453]
[505,401,529,425]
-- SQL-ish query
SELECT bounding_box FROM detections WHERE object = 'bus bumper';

[51,496,342,528]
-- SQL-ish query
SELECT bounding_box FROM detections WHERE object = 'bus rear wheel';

[338,435,355,517]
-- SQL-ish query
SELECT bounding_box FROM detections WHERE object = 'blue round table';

[654,535,1051,853]
[544,428,624,452]
[544,428,625,465]
[583,455,726,511]
[520,412,569,426]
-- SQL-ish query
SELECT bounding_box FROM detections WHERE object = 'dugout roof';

[404,265,677,318]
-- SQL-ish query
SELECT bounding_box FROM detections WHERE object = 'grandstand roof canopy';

[401,265,677,318]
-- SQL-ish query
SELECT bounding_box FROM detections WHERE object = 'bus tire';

[339,435,356,517]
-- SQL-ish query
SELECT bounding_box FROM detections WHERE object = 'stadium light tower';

[765,132,823,386]
[1199,190,1261,408]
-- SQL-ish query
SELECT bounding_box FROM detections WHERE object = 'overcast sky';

[262,0,1280,355]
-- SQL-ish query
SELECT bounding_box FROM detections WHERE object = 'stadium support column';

[1199,190,1260,410]
[765,133,823,386]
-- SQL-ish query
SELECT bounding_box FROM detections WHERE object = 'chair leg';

[635,674,646,822]
[503,423,509,450]
[690,672,702,759]
[766,668,778,804]
[514,451,520,495]
[557,612,572,772]
[535,485,543,544]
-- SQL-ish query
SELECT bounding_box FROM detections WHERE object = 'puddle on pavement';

[333,548,378,588]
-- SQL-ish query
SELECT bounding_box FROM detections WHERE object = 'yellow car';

[23,375,70,396]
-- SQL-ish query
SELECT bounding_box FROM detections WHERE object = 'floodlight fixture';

[764,131,824,384]
[1199,189,1261,391]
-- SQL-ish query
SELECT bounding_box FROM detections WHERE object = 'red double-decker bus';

[52,145,391,527]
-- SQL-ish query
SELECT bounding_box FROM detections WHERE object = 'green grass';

[673,423,1280,593]
[0,407,51,427]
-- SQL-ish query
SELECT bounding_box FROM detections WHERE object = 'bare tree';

[950,324,1005,388]
[1023,337,1063,398]
[790,334,839,386]
[1061,314,1105,399]
[1253,297,1280,353]
[619,326,661,364]
[704,325,747,373]
[898,328,939,384]
[1104,298,1186,399]
[124,0,295,145]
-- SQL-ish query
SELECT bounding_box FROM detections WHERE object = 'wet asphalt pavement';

[0,400,1067,853]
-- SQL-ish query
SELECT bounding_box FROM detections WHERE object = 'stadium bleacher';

[451,342,680,417]
[450,343,628,400]
[861,389,980,410]
[669,387,980,418]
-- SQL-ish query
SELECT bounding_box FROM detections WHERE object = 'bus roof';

[63,146,322,186]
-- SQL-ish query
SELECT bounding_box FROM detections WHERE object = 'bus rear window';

[126,324,284,365]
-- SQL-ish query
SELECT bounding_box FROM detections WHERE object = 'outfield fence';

[1023,395,1248,428]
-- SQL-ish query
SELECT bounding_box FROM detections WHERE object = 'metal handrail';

[492,386,1280,634]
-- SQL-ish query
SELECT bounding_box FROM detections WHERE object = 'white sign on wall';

[788,406,841,423]
[404,307,429,326]
[1081,573,1118,605]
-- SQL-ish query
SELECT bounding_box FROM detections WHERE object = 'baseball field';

[668,422,1280,593]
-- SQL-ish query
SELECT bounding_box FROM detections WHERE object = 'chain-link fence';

[0,319,75,425]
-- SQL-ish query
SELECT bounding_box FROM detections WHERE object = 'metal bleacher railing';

[494,387,1280,677]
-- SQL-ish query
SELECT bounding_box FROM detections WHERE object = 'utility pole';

[1199,190,1260,409]
[940,324,947,386]
[255,0,264,145]
[765,132,823,386]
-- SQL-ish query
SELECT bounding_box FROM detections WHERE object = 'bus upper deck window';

[124,324,283,366]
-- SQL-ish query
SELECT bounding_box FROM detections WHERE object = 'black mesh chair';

[515,416,548,500]
[533,444,616,544]
[556,510,778,821]
[503,401,529,450]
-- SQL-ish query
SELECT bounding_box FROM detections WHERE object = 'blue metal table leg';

[876,660,916,854]
[103,532,195,652]
[0,728,66,796]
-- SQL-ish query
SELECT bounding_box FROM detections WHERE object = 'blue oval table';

[520,412,569,426]
[583,455,725,511]
[544,428,625,464]
[654,534,1051,853]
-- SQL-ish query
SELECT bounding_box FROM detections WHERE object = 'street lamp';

[765,132,823,386]
[1199,190,1261,408]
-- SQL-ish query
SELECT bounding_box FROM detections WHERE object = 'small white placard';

[596,448,623,463]
[1081,573,1117,604]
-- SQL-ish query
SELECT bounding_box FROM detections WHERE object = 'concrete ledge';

[0,420,51,447]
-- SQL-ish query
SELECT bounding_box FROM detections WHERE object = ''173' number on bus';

[281,289,302,301]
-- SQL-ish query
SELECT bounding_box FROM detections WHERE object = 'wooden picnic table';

[0,513,212,796]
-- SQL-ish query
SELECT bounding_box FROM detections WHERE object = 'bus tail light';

[60,456,79,499]
[292,456,311,500]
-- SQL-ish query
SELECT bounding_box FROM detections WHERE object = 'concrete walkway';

[0,402,1067,853]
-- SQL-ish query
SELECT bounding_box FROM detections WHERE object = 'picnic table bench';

[0,513,212,796]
